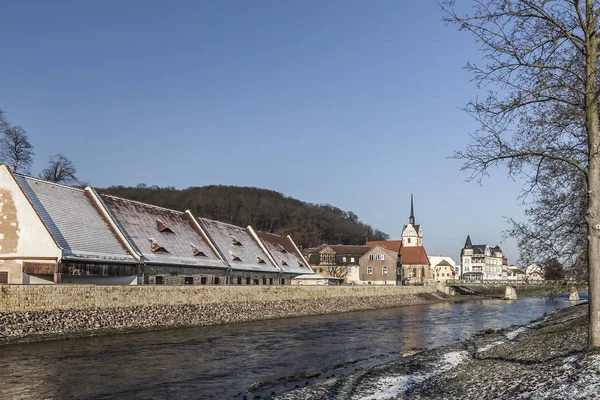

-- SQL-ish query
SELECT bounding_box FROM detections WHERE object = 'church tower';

[402,194,423,247]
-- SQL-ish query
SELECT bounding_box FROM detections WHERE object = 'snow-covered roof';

[197,218,280,272]
[14,175,136,263]
[101,195,226,268]
[256,231,312,274]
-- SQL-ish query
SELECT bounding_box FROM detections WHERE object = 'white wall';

[0,166,62,283]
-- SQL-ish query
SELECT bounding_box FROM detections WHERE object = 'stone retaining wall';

[0,285,447,344]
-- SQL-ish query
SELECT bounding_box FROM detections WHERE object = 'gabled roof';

[198,218,280,273]
[362,245,399,260]
[324,245,372,255]
[256,231,311,274]
[100,195,225,268]
[14,175,135,263]
[367,240,402,253]
[400,246,429,265]
[435,260,453,267]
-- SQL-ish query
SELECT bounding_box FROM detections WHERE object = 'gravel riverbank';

[274,302,598,399]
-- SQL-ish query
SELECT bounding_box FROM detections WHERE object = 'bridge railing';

[446,279,587,287]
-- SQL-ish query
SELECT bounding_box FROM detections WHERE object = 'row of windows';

[367,266,388,275]
[368,254,386,261]
[154,276,286,285]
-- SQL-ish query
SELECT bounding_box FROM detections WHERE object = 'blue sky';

[0,1,526,263]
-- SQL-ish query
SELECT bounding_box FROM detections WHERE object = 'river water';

[0,295,585,399]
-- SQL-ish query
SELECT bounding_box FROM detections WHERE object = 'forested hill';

[99,184,389,249]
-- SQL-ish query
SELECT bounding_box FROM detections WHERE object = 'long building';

[0,165,311,285]
[460,235,504,280]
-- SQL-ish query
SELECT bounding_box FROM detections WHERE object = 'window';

[257,257,266,264]
[350,257,355,262]
[408,238,411,244]
[184,277,194,285]
[281,278,286,285]
[281,260,288,266]
[276,244,287,253]
[368,266,373,275]
[192,245,207,257]
[237,277,242,285]
[200,277,207,285]
[232,255,241,262]
[156,220,174,234]
[263,278,267,285]
[381,255,386,260]
[150,239,169,254]
[369,255,374,260]
[269,278,273,285]
[254,279,259,285]
[343,257,347,262]
[246,277,251,285]
[214,277,220,285]
[383,266,388,275]
[232,236,242,246]
[155,275,164,285]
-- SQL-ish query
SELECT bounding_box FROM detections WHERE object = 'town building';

[0,165,311,285]
[429,256,457,283]
[367,195,432,285]
[99,194,229,285]
[357,245,401,285]
[0,166,138,285]
[303,244,372,282]
[460,235,504,280]
[525,263,544,280]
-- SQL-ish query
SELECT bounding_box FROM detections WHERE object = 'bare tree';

[0,108,8,132]
[40,154,79,185]
[442,0,600,349]
[0,125,35,173]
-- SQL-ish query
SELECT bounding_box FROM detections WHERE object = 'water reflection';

[0,294,583,399]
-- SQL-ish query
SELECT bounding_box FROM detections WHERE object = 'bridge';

[444,279,587,300]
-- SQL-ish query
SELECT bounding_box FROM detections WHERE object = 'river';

[0,294,585,399]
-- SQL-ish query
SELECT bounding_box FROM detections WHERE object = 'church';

[367,195,432,285]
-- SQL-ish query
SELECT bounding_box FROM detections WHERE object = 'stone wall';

[0,285,446,344]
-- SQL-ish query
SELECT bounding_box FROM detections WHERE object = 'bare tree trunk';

[585,0,600,350]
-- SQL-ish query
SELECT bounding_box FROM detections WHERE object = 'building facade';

[0,165,311,285]
[460,235,504,280]
[303,245,372,282]
[357,245,400,285]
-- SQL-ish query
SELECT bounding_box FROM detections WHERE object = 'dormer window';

[281,259,288,266]
[232,255,241,262]
[157,220,174,234]
[298,262,304,268]
[191,245,207,257]
[276,244,287,253]
[150,239,169,254]
[257,257,266,264]
[232,236,242,246]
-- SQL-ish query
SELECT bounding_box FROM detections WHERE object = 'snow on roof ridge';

[198,217,247,231]
[14,172,85,192]
[101,193,187,214]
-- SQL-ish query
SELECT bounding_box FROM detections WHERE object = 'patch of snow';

[505,327,527,340]
[359,351,469,400]
[477,341,504,353]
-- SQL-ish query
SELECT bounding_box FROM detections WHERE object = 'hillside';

[99,184,389,249]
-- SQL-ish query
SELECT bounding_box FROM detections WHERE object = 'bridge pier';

[504,285,517,300]
[443,286,456,296]
[569,286,579,302]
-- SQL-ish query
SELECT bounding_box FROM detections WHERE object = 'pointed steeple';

[409,193,415,225]
[464,234,472,249]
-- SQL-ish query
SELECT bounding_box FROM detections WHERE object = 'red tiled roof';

[400,246,429,265]
[366,240,402,253]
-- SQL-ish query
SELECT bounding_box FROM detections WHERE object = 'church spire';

[464,234,472,249]
[409,193,415,225]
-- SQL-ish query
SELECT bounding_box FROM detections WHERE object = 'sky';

[0,1,528,264]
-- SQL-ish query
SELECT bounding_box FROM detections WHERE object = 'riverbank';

[0,285,451,345]
[274,302,596,399]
